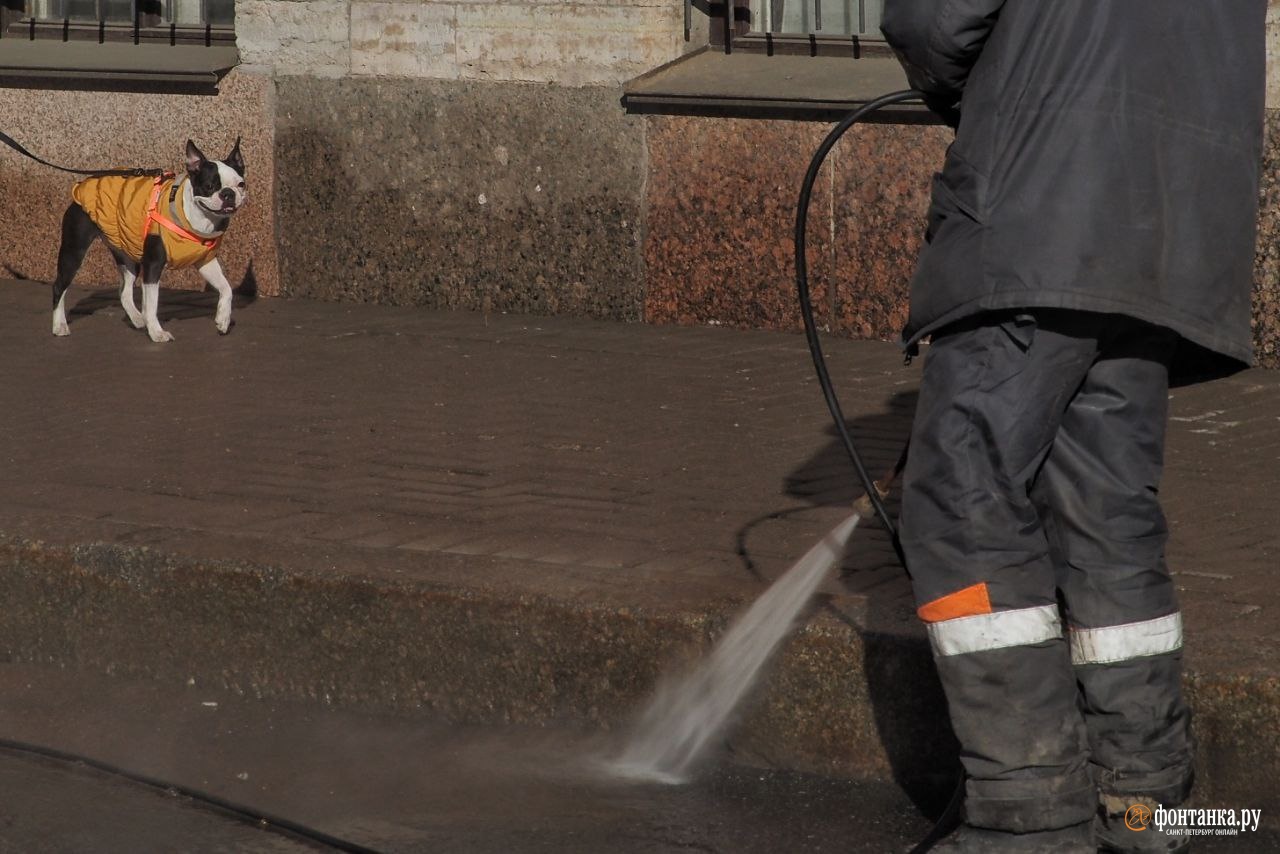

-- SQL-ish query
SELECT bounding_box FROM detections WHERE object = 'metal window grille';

[695,0,890,57]
[8,0,234,44]
[24,0,233,27]
[749,0,882,36]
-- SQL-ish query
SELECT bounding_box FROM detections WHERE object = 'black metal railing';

[4,0,232,43]
[699,0,888,57]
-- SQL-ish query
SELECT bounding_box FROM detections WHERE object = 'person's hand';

[923,92,962,129]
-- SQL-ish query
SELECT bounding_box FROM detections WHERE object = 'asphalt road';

[0,664,938,853]
[1,669,1275,852]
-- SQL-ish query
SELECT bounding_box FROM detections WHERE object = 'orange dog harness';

[72,172,223,269]
[141,172,219,253]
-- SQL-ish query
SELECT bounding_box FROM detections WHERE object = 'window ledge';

[623,47,937,123]
[0,41,238,95]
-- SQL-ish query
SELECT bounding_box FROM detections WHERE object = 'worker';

[879,2,1265,851]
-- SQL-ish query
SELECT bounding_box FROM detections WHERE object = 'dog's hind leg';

[51,203,99,336]
[108,244,144,329]
[139,235,173,343]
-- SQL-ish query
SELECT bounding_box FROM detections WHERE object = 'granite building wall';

[241,0,680,319]
[0,1,1277,365]
[0,72,278,297]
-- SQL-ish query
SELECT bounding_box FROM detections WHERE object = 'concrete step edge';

[1,535,1275,812]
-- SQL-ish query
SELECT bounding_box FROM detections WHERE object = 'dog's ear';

[225,136,245,177]
[185,139,207,173]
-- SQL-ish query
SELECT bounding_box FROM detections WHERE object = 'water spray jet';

[613,89,964,853]
[612,513,861,783]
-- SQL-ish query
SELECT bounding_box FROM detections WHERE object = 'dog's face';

[185,138,247,219]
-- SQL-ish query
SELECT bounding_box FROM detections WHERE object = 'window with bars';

[697,0,892,58]
[748,0,882,37]
[627,0,922,121]
[0,0,238,94]
[6,0,234,44]
[30,0,232,25]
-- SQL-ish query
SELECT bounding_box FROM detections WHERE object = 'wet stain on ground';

[0,664,935,853]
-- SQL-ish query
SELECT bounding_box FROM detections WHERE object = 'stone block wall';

[274,77,647,318]
[0,2,1277,366]
[643,117,952,341]
[0,0,683,313]
[0,72,278,297]
[227,0,684,317]
[235,0,685,85]
[638,5,1280,365]
[1257,2,1280,365]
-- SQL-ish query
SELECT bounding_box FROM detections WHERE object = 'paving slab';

[0,664,945,853]
[0,279,1278,814]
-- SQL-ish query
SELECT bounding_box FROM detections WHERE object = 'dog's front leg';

[198,258,234,335]
[141,281,173,342]
[106,245,145,329]
[118,262,145,329]
[140,236,173,343]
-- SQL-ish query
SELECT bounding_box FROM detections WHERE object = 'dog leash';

[0,129,164,177]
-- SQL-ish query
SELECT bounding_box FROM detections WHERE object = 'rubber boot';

[1095,798,1190,853]
[926,822,1094,853]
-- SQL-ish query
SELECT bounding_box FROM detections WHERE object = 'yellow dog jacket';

[72,173,221,269]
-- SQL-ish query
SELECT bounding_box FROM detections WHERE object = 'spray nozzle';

[852,479,891,517]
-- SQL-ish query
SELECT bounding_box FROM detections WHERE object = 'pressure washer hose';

[792,88,965,852]
[793,89,925,569]
[0,737,382,853]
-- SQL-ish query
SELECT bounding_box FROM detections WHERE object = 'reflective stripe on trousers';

[898,311,1192,831]
[926,607,1183,664]
[1069,612,1183,666]
[927,604,1062,657]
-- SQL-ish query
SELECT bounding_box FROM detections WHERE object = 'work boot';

[925,822,1093,852]
[1095,799,1190,853]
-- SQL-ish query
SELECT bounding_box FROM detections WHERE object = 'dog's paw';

[127,314,146,330]
[216,316,232,335]
[52,321,70,337]
[148,328,175,343]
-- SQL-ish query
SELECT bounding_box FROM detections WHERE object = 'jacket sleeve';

[880,0,1005,122]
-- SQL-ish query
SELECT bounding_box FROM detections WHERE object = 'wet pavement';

[3,663,1275,853]
[0,277,1278,836]
[0,749,311,853]
[0,664,935,853]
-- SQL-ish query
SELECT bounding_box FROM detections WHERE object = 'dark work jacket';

[881,1,1265,382]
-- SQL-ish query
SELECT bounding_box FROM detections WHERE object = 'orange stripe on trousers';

[917,582,993,623]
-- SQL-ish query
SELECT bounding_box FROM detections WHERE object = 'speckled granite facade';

[0,70,278,297]
[4,69,1276,363]
[642,116,945,341]
[831,122,951,340]
[273,78,646,321]
[644,115,835,331]
[648,113,1280,365]
[1253,108,1280,369]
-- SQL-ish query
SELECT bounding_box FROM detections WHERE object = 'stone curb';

[2,534,1276,817]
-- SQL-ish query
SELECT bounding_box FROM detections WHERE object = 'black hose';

[793,89,965,853]
[0,737,384,854]
[793,89,924,569]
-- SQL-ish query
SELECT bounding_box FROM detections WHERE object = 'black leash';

[0,129,165,177]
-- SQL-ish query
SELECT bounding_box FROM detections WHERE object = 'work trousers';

[899,310,1194,833]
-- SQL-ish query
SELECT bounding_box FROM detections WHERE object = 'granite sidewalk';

[0,278,1277,811]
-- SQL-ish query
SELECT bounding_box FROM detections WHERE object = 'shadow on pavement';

[63,263,261,326]
[736,388,962,822]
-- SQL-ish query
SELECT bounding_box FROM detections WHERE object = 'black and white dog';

[51,138,247,342]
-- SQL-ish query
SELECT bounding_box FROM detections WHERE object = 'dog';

[51,138,247,342]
